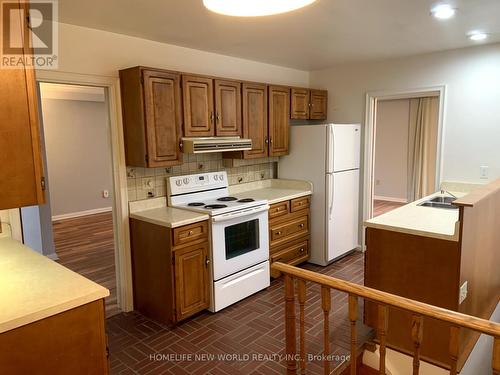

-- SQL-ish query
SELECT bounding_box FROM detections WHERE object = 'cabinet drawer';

[270,215,309,247]
[269,201,289,220]
[173,221,208,247]
[290,196,310,212]
[270,239,309,277]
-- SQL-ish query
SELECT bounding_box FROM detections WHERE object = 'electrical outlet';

[142,179,154,189]
[480,166,489,179]
[102,190,109,198]
[459,281,468,304]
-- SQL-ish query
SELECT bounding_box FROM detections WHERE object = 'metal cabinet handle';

[269,138,273,144]
[205,257,210,267]
[276,231,282,236]
[216,113,220,123]
[188,230,193,235]
[299,223,304,228]
[265,137,269,145]
[299,248,305,253]
[210,112,214,123]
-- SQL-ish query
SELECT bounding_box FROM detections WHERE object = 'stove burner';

[217,197,238,202]
[187,202,205,207]
[238,198,255,203]
[204,204,228,209]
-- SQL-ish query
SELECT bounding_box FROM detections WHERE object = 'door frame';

[362,85,447,248]
[34,70,134,312]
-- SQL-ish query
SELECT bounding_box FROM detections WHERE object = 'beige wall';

[41,96,113,217]
[374,99,409,201]
[310,43,500,184]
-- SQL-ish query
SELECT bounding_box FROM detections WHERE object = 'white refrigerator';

[279,124,361,266]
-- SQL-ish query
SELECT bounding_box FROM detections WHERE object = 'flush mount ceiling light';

[431,4,456,20]
[468,32,488,41]
[203,0,317,17]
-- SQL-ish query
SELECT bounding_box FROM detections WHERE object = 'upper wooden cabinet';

[182,75,214,137]
[0,0,45,210]
[120,67,183,167]
[241,83,268,159]
[268,85,290,156]
[214,80,242,136]
[290,88,328,120]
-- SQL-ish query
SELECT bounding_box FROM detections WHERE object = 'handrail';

[272,261,500,375]
[272,262,500,336]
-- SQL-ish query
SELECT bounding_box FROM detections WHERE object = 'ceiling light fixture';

[468,32,488,41]
[431,4,456,20]
[203,0,317,17]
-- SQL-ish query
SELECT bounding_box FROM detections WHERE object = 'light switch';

[102,190,110,198]
[480,166,489,179]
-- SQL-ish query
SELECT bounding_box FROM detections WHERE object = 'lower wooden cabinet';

[269,195,311,277]
[130,218,210,324]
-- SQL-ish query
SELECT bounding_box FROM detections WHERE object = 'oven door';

[211,205,269,281]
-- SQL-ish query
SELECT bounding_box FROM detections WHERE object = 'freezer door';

[326,169,360,261]
[332,124,361,172]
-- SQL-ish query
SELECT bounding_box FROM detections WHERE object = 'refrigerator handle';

[328,125,334,173]
[329,173,334,219]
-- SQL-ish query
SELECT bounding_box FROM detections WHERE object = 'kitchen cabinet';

[241,82,268,159]
[290,87,328,120]
[182,74,214,137]
[130,219,210,324]
[269,196,311,278]
[214,79,242,136]
[119,67,183,167]
[0,0,45,210]
[268,85,291,156]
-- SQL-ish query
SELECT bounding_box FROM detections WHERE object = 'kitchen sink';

[418,201,458,210]
[428,196,456,204]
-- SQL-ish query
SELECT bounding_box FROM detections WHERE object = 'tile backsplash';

[126,153,278,201]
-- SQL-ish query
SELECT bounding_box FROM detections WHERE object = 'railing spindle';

[297,279,307,374]
[321,286,331,375]
[349,294,358,375]
[411,315,424,375]
[378,304,389,374]
[448,326,460,375]
[285,275,297,375]
[493,337,500,375]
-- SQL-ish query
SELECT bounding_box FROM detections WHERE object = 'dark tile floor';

[106,251,372,374]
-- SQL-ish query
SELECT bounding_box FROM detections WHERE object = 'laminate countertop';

[364,191,467,241]
[229,179,313,204]
[129,197,209,228]
[0,237,109,333]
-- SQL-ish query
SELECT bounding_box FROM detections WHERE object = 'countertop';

[364,191,466,241]
[229,179,313,204]
[129,197,209,228]
[0,238,109,333]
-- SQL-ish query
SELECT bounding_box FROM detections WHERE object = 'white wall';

[310,43,500,184]
[374,99,409,201]
[46,23,309,86]
[41,95,113,217]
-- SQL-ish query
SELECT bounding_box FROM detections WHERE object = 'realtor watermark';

[148,352,350,363]
[1,0,58,69]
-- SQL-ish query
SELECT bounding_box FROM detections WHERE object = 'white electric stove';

[167,171,270,312]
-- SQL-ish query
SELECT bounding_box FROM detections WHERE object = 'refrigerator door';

[326,169,360,261]
[331,124,361,172]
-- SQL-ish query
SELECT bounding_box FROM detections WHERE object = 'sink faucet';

[440,189,457,199]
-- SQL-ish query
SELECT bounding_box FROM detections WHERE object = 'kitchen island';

[364,181,500,371]
[0,237,109,374]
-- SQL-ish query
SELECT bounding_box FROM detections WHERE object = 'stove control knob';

[175,180,182,187]
[219,174,224,181]
[214,175,218,181]
[183,178,189,185]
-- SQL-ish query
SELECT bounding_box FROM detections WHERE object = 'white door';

[332,124,361,172]
[327,169,360,261]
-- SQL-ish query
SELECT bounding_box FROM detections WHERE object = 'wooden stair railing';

[273,262,500,375]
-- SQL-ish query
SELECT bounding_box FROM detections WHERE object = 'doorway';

[363,87,446,222]
[21,82,120,317]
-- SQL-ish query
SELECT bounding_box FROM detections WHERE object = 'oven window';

[224,219,260,259]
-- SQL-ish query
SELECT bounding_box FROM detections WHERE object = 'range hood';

[182,137,252,154]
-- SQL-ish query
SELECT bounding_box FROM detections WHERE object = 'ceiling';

[58,0,500,70]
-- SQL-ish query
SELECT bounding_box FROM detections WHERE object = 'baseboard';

[45,252,59,261]
[373,195,408,203]
[52,207,112,222]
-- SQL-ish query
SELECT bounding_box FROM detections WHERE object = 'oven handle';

[212,205,270,223]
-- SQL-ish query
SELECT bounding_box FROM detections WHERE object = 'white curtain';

[407,97,439,201]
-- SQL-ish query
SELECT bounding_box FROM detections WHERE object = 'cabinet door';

[0,1,45,210]
[214,80,242,136]
[174,242,210,321]
[242,83,268,159]
[268,85,290,156]
[143,70,183,167]
[309,89,328,120]
[290,88,310,120]
[182,75,214,137]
